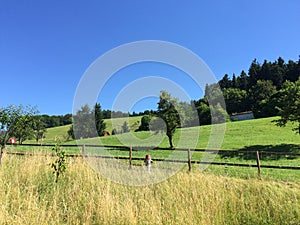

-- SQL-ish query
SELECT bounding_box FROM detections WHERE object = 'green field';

[15,116,299,181]
[40,116,142,143]
[41,116,299,149]
[2,116,300,224]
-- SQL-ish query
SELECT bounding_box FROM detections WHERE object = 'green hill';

[39,116,142,143]
[16,116,300,181]
[42,124,72,143]
[41,116,299,150]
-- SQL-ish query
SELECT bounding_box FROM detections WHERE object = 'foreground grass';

[1,154,299,225]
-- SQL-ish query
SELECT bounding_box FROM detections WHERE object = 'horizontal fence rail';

[5,143,300,174]
[14,143,300,156]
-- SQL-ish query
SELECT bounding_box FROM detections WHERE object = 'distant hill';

[32,116,142,143]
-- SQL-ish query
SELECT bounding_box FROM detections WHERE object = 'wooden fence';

[6,143,300,177]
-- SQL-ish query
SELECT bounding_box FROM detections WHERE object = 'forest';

[194,57,300,124]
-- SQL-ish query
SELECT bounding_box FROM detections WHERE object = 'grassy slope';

[2,118,299,224]
[1,155,299,225]
[63,116,299,150]
[41,116,142,143]
[30,116,298,181]
[42,124,71,143]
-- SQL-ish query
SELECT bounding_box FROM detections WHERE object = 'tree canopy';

[0,105,39,163]
[157,91,180,149]
[69,104,107,139]
[275,77,300,134]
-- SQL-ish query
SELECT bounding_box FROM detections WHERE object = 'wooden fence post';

[188,148,192,172]
[129,146,132,169]
[256,151,261,179]
[82,144,85,156]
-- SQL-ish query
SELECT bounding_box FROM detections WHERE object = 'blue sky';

[1,0,299,115]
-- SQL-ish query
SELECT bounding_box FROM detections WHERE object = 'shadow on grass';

[220,144,300,160]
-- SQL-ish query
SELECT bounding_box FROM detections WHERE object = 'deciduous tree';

[157,91,180,149]
[275,78,300,134]
[0,105,38,164]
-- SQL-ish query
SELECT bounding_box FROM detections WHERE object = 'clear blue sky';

[1,0,299,115]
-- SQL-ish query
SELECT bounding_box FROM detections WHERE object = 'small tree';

[112,128,118,135]
[70,103,107,139]
[0,105,37,164]
[51,140,67,183]
[196,99,211,125]
[121,121,130,133]
[70,104,97,139]
[157,91,180,149]
[137,115,151,131]
[274,78,300,134]
[32,115,47,143]
[95,103,106,136]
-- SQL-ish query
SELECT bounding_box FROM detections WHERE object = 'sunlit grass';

[0,154,299,225]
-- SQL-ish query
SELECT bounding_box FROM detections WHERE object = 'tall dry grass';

[0,154,299,225]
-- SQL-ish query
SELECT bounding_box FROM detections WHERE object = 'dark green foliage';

[70,104,97,139]
[0,105,38,144]
[196,100,211,125]
[212,57,300,118]
[211,103,229,124]
[121,121,130,133]
[51,140,67,183]
[157,91,180,149]
[223,88,249,114]
[0,105,39,164]
[150,117,166,134]
[285,59,300,82]
[68,103,106,139]
[218,74,231,89]
[137,115,151,131]
[14,114,35,144]
[95,103,106,136]
[39,114,72,128]
[248,59,261,88]
[274,77,300,134]
[236,70,248,90]
[32,115,47,143]
[112,128,118,135]
[102,110,128,119]
[249,80,277,118]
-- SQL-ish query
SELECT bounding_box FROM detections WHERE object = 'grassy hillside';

[39,116,142,143]
[3,117,299,224]
[66,117,299,150]
[103,116,142,134]
[1,155,299,225]
[42,124,72,143]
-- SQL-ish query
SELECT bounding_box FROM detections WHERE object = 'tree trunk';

[167,135,174,149]
[298,124,300,134]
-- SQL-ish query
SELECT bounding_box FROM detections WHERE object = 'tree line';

[65,56,300,148]
[1,56,299,152]
[215,57,300,117]
[39,114,72,128]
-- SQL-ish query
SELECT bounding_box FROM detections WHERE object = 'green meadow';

[40,116,299,148]
[2,116,300,224]
[12,116,298,181]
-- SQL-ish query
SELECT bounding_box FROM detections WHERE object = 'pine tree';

[95,103,106,136]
